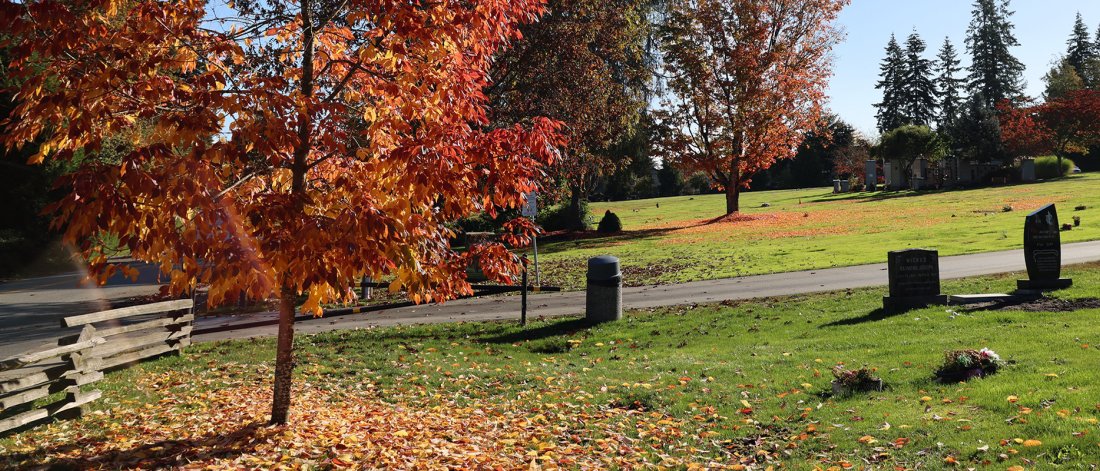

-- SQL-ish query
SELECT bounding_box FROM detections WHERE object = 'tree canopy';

[0,0,561,424]
[656,0,847,215]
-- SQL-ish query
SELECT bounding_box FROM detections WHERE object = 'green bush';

[596,210,623,234]
[1035,156,1076,179]
[537,200,591,231]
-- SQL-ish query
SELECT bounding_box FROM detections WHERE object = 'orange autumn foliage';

[0,0,561,423]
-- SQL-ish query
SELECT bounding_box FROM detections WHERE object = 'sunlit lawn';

[3,263,1099,469]
[527,173,1100,289]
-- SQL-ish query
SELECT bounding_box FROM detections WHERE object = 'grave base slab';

[883,294,948,312]
[1016,278,1073,291]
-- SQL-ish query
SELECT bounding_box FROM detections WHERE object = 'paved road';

[2,241,1098,357]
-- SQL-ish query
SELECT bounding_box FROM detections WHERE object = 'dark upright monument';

[883,248,948,311]
[1018,204,1073,290]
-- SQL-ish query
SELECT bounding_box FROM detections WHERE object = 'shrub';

[537,200,592,231]
[597,210,623,234]
[1035,156,1076,179]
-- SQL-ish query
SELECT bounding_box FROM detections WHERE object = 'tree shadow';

[4,421,276,468]
[479,317,593,344]
[807,189,948,204]
[819,308,905,327]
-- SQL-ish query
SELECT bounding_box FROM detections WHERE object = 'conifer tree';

[965,0,1025,107]
[901,31,938,126]
[935,37,966,128]
[875,34,909,132]
[1066,12,1094,85]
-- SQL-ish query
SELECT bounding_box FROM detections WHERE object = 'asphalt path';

[2,241,1098,357]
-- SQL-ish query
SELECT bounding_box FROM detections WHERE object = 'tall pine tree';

[965,0,1025,107]
[1066,12,1094,84]
[901,31,938,126]
[875,35,909,132]
[935,37,966,128]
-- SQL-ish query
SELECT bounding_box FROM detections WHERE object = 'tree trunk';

[269,287,296,425]
[567,186,586,231]
[724,184,739,215]
[269,0,313,426]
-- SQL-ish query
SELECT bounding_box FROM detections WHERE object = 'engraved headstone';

[1018,204,1072,290]
[883,249,948,311]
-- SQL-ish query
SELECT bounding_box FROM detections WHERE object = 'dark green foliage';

[1066,13,1095,87]
[875,35,909,133]
[1044,59,1086,100]
[1035,155,1076,179]
[684,172,714,195]
[946,93,1006,163]
[537,200,591,232]
[603,123,658,201]
[935,38,965,128]
[901,32,938,126]
[656,159,685,197]
[768,116,856,188]
[596,210,623,234]
[965,0,1025,107]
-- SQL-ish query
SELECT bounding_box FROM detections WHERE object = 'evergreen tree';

[965,0,1026,107]
[901,31,938,126]
[950,93,1006,163]
[935,37,966,128]
[1066,12,1094,86]
[874,34,909,132]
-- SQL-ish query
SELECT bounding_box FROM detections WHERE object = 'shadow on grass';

[808,189,947,204]
[2,421,275,469]
[479,317,593,344]
[820,308,903,327]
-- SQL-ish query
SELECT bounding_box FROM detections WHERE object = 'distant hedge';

[1034,156,1075,179]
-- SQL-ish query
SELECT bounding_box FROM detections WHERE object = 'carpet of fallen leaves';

[0,363,782,469]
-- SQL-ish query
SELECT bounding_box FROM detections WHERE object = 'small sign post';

[521,191,540,285]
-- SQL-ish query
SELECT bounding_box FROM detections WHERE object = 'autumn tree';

[656,0,846,215]
[0,0,561,425]
[489,0,651,229]
[1001,89,1100,171]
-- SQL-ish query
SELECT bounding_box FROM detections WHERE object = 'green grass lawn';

[527,174,1100,290]
[4,263,1099,468]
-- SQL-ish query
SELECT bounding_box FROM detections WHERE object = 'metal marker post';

[521,256,529,326]
[521,190,541,286]
[533,235,540,286]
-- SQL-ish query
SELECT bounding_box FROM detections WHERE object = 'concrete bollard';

[586,256,622,323]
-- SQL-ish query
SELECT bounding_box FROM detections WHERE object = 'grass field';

[4,263,1099,469]
[528,174,1100,289]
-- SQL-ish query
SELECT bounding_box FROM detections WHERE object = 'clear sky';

[828,0,1100,137]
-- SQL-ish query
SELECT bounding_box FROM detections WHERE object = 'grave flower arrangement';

[831,366,885,395]
[935,348,1004,382]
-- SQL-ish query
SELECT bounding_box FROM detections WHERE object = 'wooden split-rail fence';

[0,299,194,434]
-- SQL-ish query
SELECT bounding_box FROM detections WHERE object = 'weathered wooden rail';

[0,299,193,434]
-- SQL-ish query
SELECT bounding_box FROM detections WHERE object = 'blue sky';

[828,0,1100,137]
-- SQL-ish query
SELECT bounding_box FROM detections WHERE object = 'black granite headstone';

[1018,204,1073,290]
[883,249,948,311]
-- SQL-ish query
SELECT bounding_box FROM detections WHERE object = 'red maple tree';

[1001,90,1100,170]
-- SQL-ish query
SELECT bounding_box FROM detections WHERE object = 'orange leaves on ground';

[0,373,726,469]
